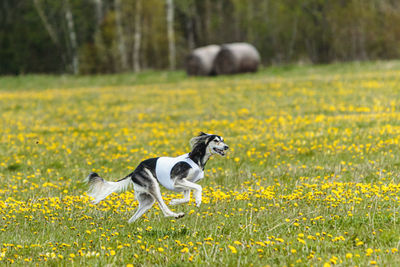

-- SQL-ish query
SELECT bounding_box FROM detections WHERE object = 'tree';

[64,0,79,74]
[114,0,128,71]
[33,0,60,46]
[166,0,176,70]
[133,0,142,72]
[4,0,400,74]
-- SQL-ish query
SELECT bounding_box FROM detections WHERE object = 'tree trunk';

[287,13,298,61]
[246,0,254,42]
[186,13,195,50]
[33,0,59,46]
[204,0,211,43]
[166,0,176,70]
[93,0,103,25]
[114,0,128,71]
[133,0,142,72]
[184,1,195,50]
[64,0,79,74]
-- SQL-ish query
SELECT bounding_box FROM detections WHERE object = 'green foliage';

[0,1,63,74]
[2,0,400,74]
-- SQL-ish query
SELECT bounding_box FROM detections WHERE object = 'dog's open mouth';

[213,148,226,156]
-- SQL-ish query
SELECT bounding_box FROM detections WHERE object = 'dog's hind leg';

[169,190,190,205]
[128,193,155,223]
[141,170,185,219]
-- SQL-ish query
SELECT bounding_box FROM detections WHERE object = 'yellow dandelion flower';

[228,245,237,254]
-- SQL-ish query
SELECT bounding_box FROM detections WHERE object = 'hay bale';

[214,43,260,75]
[185,45,221,76]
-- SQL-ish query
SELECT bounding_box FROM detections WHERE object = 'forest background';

[2,0,400,75]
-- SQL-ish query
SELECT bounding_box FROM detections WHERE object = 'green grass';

[2,61,400,266]
[2,60,400,91]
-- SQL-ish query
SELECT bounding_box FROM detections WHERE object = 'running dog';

[85,132,229,223]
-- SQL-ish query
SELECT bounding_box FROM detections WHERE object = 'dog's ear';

[205,134,216,144]
[190,133,211,148]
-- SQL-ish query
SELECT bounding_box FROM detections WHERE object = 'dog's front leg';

[175,180,202,207]
[170,190,190,206]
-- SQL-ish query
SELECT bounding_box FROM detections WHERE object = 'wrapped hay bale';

[185,45,221,76]
[214,43,260,75]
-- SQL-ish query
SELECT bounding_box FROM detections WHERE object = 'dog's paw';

[174,212,185,219]
[195,201,201,207]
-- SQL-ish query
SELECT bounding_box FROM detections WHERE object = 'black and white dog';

[85,132,229,223]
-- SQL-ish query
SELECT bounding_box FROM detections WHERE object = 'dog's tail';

[85,172,132,204]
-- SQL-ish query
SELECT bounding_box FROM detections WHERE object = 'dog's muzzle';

[213,145,229,156]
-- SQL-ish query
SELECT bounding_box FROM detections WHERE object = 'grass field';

[2,61,400,266]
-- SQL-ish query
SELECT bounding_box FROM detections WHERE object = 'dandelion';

[356,241,364,246]
[366,248,373,256]
[2,68,400,266]
[228,245,237,254]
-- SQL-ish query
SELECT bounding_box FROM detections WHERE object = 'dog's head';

[190,132,229,157]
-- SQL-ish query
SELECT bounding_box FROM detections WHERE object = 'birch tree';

[165,0,176,70]
[133,0,142,72]
[176,0,195,50]
[64,0,79,74]
[33,0,59,46]
[93,0,103,25]
[114,0,128,71]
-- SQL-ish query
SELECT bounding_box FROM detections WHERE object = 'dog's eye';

[213,140,219,143]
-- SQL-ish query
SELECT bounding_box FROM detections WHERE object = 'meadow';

[2,61,400,266]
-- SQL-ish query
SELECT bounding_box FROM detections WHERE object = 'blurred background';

[1,0,400,75]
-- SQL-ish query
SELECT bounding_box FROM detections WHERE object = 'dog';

[85,132,229,223]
